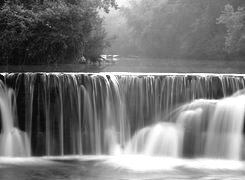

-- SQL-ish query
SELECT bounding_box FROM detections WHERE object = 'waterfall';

[0,81,30,157]
[125,95,245,160]
[205,94,245,160]
[1,73,245,159]
[124,122,180,157]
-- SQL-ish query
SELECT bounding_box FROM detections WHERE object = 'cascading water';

[205,94,245,160]
[125,94,245,160]
[1,73,245,161]
[0,81,30,157]
[125,122,180,157]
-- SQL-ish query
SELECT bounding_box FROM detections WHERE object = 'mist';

[103,0,245,60]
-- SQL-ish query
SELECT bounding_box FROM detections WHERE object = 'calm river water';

[1,57,245,73]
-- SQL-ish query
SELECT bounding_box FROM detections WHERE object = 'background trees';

[1,0,244,64]
[0,0,117,65]
[218,4,245,57]
[106,0,245,60]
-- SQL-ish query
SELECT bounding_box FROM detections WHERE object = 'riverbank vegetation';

[1,0,244,65]
[106,0,245,60]
[0,0,117,65]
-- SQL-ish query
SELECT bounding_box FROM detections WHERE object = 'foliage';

[113,0,244,60]
[103,9,138,56]
[0,0,117,65]
[0,4,34,64]
[218,4,245,56]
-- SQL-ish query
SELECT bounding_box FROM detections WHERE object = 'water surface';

[1,58,245,73]
[0,156,245,180]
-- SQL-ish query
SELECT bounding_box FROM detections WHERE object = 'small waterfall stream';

[0,81,30,157]
[0,73,245,160]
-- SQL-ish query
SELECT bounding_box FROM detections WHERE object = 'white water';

[1,73,245,160]
[124,91,245,160]
[205,95,245,160]
[0,82,30,157]
[125,123,180,157]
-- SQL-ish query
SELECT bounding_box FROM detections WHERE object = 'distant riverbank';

[0,57,245,73]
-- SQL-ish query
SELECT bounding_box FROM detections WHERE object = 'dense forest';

[0,0,117,65]
[105,0,245,60]
[1,0,244,65]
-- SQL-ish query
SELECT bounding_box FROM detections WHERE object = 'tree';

[0,0,117,65]
[218,4,245,56]
[115,0,244,59]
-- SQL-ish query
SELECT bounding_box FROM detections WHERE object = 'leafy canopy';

[0,0,117,65]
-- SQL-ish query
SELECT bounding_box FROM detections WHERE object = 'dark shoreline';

[0,57,245,73]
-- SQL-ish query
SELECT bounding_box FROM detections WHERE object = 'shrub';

[0,1,114,65]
